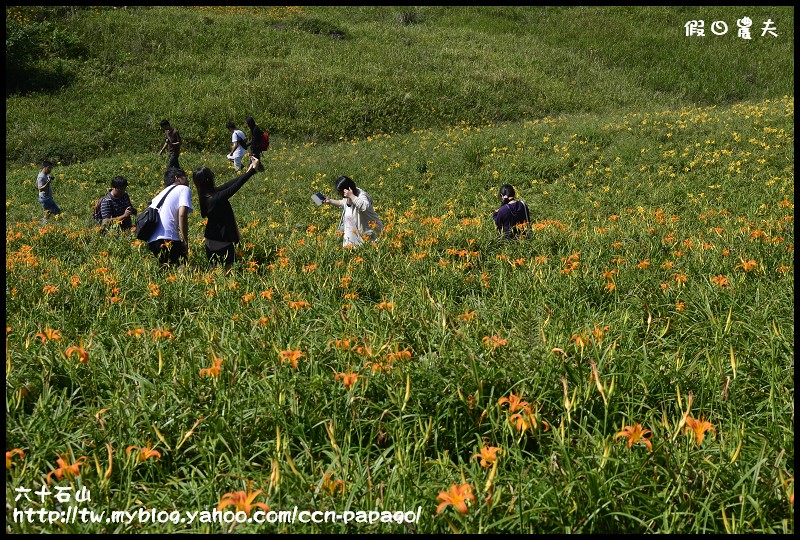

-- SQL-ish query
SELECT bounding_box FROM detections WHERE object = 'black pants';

[167,151,180,170]
[149,239,187,266]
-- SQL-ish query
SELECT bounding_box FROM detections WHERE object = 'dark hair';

[192,167,216,216]
[41,159,53,168]
[111,176,128,189]
[164,167,187,187]
[226,121,236,130]
[160,119,171,129]
[499,184,516,200]
[334,175,357,193]
[245,117,255,129]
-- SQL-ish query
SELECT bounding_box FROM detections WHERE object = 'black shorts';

[206,243,236,266]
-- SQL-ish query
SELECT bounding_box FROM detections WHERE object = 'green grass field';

[5,6,794,533]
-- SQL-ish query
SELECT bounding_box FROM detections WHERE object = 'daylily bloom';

[328,338,354,351]
[126,328,145,337]
[200,356,224,378]
[288,300,310,310]
[65,346,89,364]
[151,329,174,340]
[260,288,275,299]
[615,423,653,451]
[498,392,529,413]
[334,372,359,389]
[35,328,62,343]
[683,415,716,446]
[279,349,304,369]
[509,406,549,434]
[710,275,730,288]
[46,455,88,484]
[482,335,508,350]
[472,445,502,467]
[126,442,162,462]
[376,300,394,311]
[456,310,477,322]
[436,483,475,515]
[386,346,412,362]
[318,471,345,495]
[6,448,24,469]
[217,489,269,516]
[42,285,59,294]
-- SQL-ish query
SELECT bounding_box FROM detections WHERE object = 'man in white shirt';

[225,121,248,172]
[147,167,193,266]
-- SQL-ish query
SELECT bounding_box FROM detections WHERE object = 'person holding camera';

[37,160,62,220]
[322,175,383,247]
[95,176,137,231]
[192,155,261,271]
[492,184,531,239]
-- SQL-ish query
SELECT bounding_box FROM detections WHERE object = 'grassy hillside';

[4,5,795,534]
[5,5,794,166]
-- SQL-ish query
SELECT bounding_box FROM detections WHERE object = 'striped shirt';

[99,190,136,229]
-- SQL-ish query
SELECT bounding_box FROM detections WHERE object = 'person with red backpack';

[244,116,268,171]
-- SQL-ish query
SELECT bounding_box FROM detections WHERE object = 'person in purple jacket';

[492,184,531,239]
[192,154,261,271]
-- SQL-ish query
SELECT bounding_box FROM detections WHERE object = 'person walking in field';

[37,159,62,220]
[225,121,248,172]
[192,155,261,271]
[492,183,531,239]
[322,175,383,247]
[94,176,137,231]
[146,166,193,266]
[158,119,182,170]
[244,116,268,171]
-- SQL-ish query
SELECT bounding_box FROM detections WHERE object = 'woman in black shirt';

[192,155,260,270]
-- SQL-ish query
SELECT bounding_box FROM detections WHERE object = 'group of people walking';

[36,117,532,271]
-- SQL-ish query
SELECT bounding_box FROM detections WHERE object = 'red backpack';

[258,131,269,151]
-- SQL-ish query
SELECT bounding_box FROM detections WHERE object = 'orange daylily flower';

[328,338,354,351]
[498,392,529,413]
[288,300,310,310]
[318,471,345,495]
[710,275,730,288]
[615,423,653,451]
[376,300,394,311]
[436,483,475,515]
[35,328,62,343]
[482,335,508,350]
[46,455,88,484]
[334,372,359,389]
[386,346,412,362]
[217,489,269,516]
[65,346,89,364]
[151,329,174,340]
[242,292,255,303]
[42,285,59,294]
[509,406,550,434]
[472,445,502,467]
[126,328,145,337]
[456,309,477,322]
[683,415,716,446]
[126,442,162,462]
[261,288,275,299]
[6,448,25,469]
[200,356,224,378]
[278,349,304,369]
